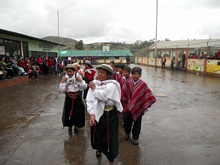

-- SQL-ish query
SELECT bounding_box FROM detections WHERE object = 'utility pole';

[57,10,60,38]
[154,0,158,68]
[57,10,60,57]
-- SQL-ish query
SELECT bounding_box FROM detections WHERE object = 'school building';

[0,29,62,58]
[135,39,220,76]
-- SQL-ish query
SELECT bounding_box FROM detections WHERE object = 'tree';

[75,40,84,50]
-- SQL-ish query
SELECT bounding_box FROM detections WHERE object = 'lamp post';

[57,10,60,57]
[154,0,158,68]
[57,10,60,38]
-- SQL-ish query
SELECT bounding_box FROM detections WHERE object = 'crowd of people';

[188,50,220,59]
[0,54,103,81]
[0,55,85,81]
[59,60,156,165]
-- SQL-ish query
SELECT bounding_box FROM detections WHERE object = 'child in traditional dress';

[83,60,96,99]
[122,66,131,83]
[122,67,156,145]
[110,61,117,80]
[36,65,41,77]
[121,66,131,112]
[86,64,123,165]
[59,64,87,135]
[73,62,84,77]
[114,63,125,89]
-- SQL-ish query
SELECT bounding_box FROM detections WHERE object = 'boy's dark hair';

[131,67,142,75]
[110,61,115,65]
[114,63,125,69]
[123,66,131,73]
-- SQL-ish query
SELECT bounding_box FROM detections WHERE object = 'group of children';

[112,62,156,145]
[59,61,156,165]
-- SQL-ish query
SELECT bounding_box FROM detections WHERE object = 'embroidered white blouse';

[59,73,87,92]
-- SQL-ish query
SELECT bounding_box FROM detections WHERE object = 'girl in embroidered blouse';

[59,64,87,135]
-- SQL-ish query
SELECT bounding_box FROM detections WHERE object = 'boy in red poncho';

[114,63,125,89]
[83,60,96,99]
[121,67,156,145]
[121,66,132,112]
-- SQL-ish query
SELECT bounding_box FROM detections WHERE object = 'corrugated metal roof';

[149,39,220,49]
[59,50,133,57]
[0,28,64,46]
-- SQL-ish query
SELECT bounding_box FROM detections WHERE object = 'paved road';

[0,64,220,165]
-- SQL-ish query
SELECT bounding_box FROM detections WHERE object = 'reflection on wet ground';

[0,64,220,165]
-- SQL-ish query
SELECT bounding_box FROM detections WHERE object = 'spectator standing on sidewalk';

[48,57,54,73]
[182,53,186,68]
[161,55,166,70]
[122,67,156,145]
[126,55,130,64]
[43,56,49,75]
[59,64,87,135]
[86,64,123,165]
[54,55,59,75]
[171,57,175,70]
[37,55,43,75]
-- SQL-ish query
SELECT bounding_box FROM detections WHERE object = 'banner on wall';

[143,57,148,64]
[187,59,204,71]
[206,60,220,74]
[149,58,155,65]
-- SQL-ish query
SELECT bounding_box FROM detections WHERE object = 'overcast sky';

[1,0,220,44]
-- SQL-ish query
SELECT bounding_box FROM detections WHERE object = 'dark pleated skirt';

[62,93,85,128]
[91,107,119,162]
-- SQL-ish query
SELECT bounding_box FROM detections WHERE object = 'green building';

[0,29,62,58]
[59,49,133,63]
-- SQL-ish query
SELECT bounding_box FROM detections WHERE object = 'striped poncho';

[121,78,156,121]
[116,72,125,89]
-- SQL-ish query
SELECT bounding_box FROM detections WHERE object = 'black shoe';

[74,126,79,133]
[96,150,101,157]
[68,127,72,135]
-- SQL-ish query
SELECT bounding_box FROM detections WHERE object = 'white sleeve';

[78,80,87,90]
[76,73,87,90]
[59,83,67,92]
[86,88,95,115]
[93,86,109,102]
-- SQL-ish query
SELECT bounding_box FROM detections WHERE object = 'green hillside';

[42,36,154,56]
[42,36,78,50]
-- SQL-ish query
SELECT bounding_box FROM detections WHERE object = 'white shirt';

[133,78,141,85]
[59,73,87,92]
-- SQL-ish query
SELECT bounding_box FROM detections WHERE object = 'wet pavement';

[0,64,220,165]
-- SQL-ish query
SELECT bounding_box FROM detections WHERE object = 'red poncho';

[122,78,156,121]
[116,72,125,89]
